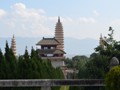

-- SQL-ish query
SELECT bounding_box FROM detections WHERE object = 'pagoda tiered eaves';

[11,35,17,56]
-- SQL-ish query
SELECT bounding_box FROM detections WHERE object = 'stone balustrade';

[0,79,104,87]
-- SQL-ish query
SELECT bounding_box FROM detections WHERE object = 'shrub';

[105,66,120,90]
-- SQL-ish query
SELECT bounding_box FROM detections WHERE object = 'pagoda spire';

[99,34,104,49]
[55,17,64,51]
[11,34,17,56]
[58,16,60,22]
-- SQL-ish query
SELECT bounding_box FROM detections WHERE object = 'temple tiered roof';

[36,37,60,45]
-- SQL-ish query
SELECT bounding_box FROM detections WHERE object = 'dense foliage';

[105,66,120,90]
[0,42,64,90]
[95,27,120,61]
[68,27,120,90]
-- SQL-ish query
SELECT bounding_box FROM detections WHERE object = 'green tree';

[30,46,40,59]
[72,55,88,61]
[0,49,7,79]
[4,41,17,79]
[0,49,4,63]
[64,58,73,68]
[4,41,10,61]
[24,47,30,60]
[0,42,66,90]
[65,55,88,69]
[105,66,120,90]
[95,27,120,59]
[85,55,110,79]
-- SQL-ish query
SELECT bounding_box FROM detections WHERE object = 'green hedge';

[105,66,120,90]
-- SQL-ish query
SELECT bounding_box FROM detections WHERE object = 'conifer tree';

[16,55,24,79]
[0,49,6,79]
[4,41,17,79]
[31,46,36,59]
[0,49,4,63]
[24,47,29,60]
[4,40,10,61]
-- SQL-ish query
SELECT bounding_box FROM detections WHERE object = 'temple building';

[36,17,66,68]
[11,35,17,56]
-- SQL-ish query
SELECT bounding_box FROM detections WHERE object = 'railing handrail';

[0,79,104,87]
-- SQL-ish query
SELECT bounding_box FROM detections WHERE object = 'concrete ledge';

[0,79,104,87]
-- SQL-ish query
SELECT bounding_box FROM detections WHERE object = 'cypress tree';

[4,41,17,79]
[24,47,29,60]
[30,46,36,59]
[0,49,6,79]
[4,40,10,61]
[0,49,4,63]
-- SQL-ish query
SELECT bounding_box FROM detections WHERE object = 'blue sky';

[0,0,120,40]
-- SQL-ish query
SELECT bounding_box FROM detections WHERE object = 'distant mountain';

[64,38,99,58]
[0,37,99,57]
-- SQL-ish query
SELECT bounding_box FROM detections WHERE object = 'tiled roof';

[37,49,66,54]
[36,37,60,45]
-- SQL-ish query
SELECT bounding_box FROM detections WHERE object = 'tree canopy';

[0,43,64,90]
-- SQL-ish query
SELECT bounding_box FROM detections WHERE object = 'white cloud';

[0,9,6,18]
[48,16,58,22]
[111,19,120,26]
[31,25,53,36]
[79,17,96,23]
[109,19,120,40]
[93,10,100,16]
[1,3,50,37]
[48,16,74,25]
[11,3,26,10]
[0,3,100,39]
[61,17,73,25]
[0,2,98,39]
[11,3,46,19]
[0,2,108,40]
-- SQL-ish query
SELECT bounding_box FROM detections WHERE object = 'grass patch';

[60,86,69,90]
